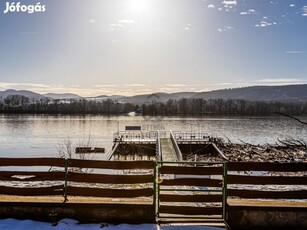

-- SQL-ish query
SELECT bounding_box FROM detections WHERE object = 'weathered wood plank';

[0,158,64,167]
[0,185,63,196]
[228,162,307,172]
[0,171,64,182]
[160,178,222,187]
[68,173,153,184]
[160,166,223,175]
[67,186,153,198]
[159,205,222,216]
[228,189,307,199]
[228,175,307,185]
[75,147,105,154]
[160,194,223,203]
[68,159,154,169]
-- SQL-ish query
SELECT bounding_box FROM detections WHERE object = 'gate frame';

[154,161,227,221]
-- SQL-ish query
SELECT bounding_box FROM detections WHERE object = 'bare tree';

[275,112,307,125]
[55,134,96,173]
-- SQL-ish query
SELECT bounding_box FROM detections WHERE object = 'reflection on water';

[0,114,306,157]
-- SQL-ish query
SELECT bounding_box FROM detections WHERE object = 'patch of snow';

[0,219,157,230]
[0,219,225,230]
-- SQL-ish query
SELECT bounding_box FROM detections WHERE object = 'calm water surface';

[0,114,306,158]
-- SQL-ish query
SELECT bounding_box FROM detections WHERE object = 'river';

[0,114,306,158]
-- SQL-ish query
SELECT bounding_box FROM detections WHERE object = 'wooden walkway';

[160,138,178,162]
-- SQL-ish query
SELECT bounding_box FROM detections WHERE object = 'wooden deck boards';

[160,138,177,162]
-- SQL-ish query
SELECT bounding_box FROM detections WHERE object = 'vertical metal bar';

[222,162,228,221]
[63,158,69,203]
[153,161,157,216]
[157,162,161,218]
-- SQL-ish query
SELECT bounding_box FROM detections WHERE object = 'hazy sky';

[0,0,306,96]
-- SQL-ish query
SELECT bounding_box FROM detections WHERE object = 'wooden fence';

[0,158,154,202]
[0,158,64,196]
[66,159,154,200]
[227,162,307,200]
[0,158,307,204]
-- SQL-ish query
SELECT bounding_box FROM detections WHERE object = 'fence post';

[63,158,69,203]
[153,162,157,216]
[156,162,161,218]
[222,162,228,221]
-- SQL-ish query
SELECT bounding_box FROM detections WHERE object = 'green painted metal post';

[157,162,161,218]
[63,158,69,203]
[153,162,157,216]
[222,162,228,221]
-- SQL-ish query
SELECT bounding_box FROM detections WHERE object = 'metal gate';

[155,161,227,222]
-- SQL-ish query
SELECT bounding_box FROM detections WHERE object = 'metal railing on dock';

[170,131,183,161]
[113,131,158,143]
[173,131,219,143]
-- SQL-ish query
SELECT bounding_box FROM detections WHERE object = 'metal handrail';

[170,131,183,161]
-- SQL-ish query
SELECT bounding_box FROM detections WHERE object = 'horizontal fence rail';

[227,162,307,200]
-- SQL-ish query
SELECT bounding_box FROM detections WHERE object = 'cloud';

[0,82,52,89]
[118,19,135,24]
[290,4,295,7]
[221,0,237,10]
[240,9,257,15]
[165,84,188,87]
[222,0,237,6]
[285,51,306,54]
[303,6,307,16]
[208,4,215,8]
[89,19,97,23]
[94,85,117,88]
[110,23,124,27]
[123,84,146,87]
[257,78,307,84]
[255,21,277,27]
[218,26,233,32]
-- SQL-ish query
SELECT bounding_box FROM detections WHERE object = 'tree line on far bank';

[1,94,307,116]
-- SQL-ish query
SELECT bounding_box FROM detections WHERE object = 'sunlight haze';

[0,0,306,96]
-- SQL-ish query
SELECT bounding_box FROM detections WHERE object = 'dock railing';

[113,131,158,143]
[173,131,211,142]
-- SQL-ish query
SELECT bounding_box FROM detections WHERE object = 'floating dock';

[109,130,227,162]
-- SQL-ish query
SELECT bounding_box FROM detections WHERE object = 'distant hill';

[44,93,82,100]
[0,89,45,100]
[118,85,307,104]
[192,85,307,102]
[1,84,307,104]
[120,92,196,104]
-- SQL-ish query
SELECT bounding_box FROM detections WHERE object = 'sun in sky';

[128,0,152,14]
